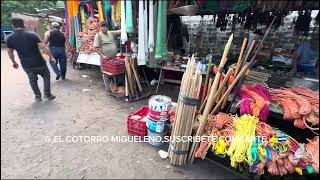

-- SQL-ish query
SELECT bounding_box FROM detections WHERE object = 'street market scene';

[1,0,319,179]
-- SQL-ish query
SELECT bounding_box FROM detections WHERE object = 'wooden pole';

[130,58,143,92]
[188,34,233,163]
[211,63,250,115]
[234,38,247,75]
[235,40,255,75]
[201,55,212,104]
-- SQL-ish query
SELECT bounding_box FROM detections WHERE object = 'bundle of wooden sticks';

[124,57,144,101]
[168,56,202,166]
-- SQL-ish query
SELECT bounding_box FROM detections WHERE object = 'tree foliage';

[1,0,64,26]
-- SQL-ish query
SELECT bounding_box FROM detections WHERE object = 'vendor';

[94,21,121,59]
[291,39,319,77]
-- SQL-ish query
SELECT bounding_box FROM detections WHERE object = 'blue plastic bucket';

[147,128,167,146]
[146,117,168,133]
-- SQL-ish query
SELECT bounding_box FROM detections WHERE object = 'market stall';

[63,0,151,101]
[124,0,319,179]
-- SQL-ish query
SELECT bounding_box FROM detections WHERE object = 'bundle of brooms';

[168,56,202,166]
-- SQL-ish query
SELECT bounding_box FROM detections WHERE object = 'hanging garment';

[137,0,146,65]
[85,3,93,18]
[155,0,163,59]
[75,14,81,47]
[155,0,168,60]
[148,0,155,52]
[97,1,104,22]
[66,0,79,17]
[111,3,116,27]
[162,0,168,55]
[80,5,86,30]
[120,0,127,44]
[65,0,79,47]
[144,0,148,59]
[114,1,121,28]
[102,0,113,30]
[125,0,134,33]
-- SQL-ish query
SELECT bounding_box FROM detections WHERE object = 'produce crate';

[101,56,125,75]
[127,106,148,137]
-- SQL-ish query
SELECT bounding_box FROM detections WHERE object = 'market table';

[160,65,207,84]
[76,52,101,66]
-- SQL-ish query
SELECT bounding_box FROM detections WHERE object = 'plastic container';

[148,108,169,121]
[127,106,148,137]
[101,56,125,75]
[146,117,168,133]
[148,95,172,121]
[147,128,168,146]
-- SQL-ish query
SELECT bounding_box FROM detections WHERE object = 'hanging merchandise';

[137,0,146,65]
[97,0,104,22]
[144,0,149,60]
[80,5,86,30]
[155,0,163,59]
[294,11,312,36]
[148,0,155,52]
[85,3,94,18]
[65,0,79,47]
[120,0,127,44]
[102,0,114,30]
[155,0,169,60]
[75,13,81,47]
[125,0,134,33]
[113,1,121,29]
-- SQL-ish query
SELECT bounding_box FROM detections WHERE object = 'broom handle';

[211,63,250,115]
[130,58,143,92]
[188,34,233,163]
[234,38,248,75]
[201,55,212,104]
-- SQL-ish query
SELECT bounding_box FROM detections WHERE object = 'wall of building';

[181,11,319,57]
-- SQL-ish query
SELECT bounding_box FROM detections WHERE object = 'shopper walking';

[6,17,56,101]
[43,22,68,80]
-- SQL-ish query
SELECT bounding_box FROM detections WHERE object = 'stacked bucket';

[147,95,172,146]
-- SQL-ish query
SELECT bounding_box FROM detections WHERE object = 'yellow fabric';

[98,1,104,22]
[80,7,86,30]
[115,1,121,27]
[66,0,79,17]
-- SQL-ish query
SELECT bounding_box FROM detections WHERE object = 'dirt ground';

[1,47,241,179]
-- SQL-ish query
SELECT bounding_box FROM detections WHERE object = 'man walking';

[6,17,56,101]
[43,22,68,80]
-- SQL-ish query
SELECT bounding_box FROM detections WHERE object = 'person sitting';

[291,39,319,78]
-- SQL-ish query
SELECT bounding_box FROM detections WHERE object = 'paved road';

[1,46,241,179]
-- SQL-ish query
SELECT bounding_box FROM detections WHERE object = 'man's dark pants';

[24,66,51,97]
[49,47,67,78]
